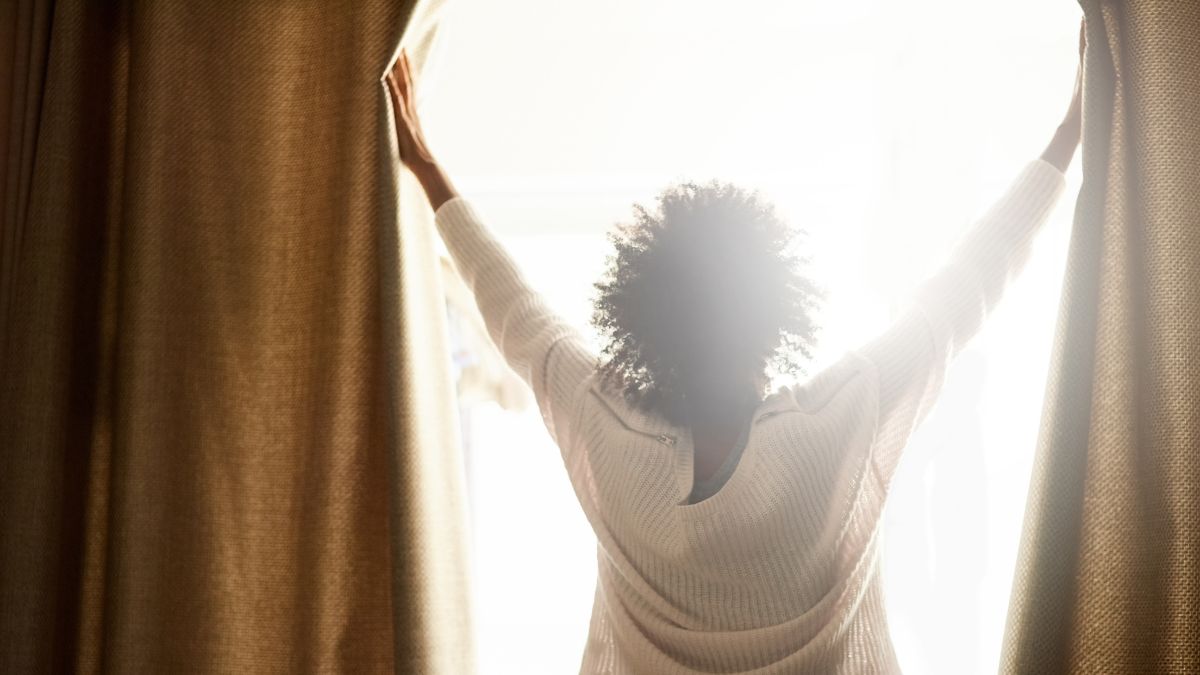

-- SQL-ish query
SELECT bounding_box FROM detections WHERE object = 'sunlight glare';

[424,1,1082,672]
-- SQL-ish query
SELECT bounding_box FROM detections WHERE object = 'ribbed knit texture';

[435,159,1066,674]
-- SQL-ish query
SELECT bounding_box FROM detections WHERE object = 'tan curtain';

[1002,1,1200,672]
[0,1,473,672]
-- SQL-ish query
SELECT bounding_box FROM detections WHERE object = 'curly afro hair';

[592,181,824,427]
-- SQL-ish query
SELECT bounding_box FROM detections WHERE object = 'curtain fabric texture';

[0,1,472,672]
[1003,1,1200,672]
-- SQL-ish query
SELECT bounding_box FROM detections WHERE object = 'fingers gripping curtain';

[1003,1,1200,672]
[0,1,472,672]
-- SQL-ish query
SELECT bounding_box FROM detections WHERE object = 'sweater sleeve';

[855,159,1067,483]
[434,197,597,448]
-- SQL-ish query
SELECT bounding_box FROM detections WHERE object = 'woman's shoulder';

[579,372,682,441]
[760,352,876,420]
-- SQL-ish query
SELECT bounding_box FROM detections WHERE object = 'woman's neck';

[689,402,754,483]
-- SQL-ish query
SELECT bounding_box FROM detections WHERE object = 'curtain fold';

[1002,1,1200,672]
[0,1,472,672]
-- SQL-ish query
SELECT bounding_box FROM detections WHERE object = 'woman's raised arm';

[856,22,1083,483]
[384,51,596,448]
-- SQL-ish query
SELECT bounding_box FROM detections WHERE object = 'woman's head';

[592,181,823,427]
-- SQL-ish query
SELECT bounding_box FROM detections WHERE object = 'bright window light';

[423,1,1082,672]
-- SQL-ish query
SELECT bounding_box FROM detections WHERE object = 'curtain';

[1002,1,1200,672]
[0,1,473,672]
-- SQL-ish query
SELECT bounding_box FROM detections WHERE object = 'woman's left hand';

[386,50,437,170]
[385,49,459,210]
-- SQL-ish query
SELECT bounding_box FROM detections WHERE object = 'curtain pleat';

[0,1,472,672]
[1002,1,1200,672]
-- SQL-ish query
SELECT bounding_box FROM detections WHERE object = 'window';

[425,2,1082,672]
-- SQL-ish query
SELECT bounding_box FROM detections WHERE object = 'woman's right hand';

[1041,18,1085,172]
[1063,18,1085,129]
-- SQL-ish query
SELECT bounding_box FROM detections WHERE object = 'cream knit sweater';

[434,159,1066,674]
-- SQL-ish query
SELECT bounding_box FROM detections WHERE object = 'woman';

[385,23,1083,673]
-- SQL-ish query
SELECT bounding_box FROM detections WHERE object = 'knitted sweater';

[434,159,1066,674]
